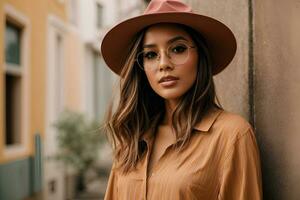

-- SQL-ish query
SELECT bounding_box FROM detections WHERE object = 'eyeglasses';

[136,41,196,71]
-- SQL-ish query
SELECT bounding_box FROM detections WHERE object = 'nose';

[158,50,174,71]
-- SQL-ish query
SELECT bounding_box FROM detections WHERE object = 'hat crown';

[144,0,192,14]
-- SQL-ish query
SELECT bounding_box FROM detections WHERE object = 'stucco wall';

[254,0,300,199]
[186,0,251,120]
[0,0,49,162]
[187,0,300,199]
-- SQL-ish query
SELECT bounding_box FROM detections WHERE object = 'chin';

[157,91,185,101]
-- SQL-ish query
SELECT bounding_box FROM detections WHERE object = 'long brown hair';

[104,23,222,174]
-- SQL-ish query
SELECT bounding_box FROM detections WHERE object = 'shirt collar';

[193,107,223,132]
[140,107,223,143]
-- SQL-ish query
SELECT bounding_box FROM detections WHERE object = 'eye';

[171,44,188,54]
[143,51,158,60]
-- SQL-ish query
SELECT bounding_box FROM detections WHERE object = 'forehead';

[143,23,193,45]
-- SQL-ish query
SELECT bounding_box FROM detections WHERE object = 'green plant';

[53,110,104,192]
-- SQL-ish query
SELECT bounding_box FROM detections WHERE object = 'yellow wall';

[0,0,67,163]
[65,31,84,111]
[48,0,68,21]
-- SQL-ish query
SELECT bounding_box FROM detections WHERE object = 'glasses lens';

[137,50,159,70]
[168,42,189,65]
[136,42,193,70]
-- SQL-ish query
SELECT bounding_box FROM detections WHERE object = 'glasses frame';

[135,42,197,71]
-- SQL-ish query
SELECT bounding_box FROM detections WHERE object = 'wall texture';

[254,0,300,199]
[186,0,251,120]
[0,158,31,200]
[0,0,67,199]
[187,0,300,199]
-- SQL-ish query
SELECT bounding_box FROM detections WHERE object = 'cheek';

[145,71,158,90]
[183,56,198,82]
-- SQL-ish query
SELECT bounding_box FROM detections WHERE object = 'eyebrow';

[143,36,189,49]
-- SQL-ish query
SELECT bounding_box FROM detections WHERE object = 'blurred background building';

[0,0,299,200]
[0,0,120,199]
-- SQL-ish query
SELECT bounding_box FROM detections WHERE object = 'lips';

[159,75,179,83]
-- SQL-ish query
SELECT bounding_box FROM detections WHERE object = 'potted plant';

[53,110,104,195]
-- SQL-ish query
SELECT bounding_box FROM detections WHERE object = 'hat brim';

[101,12,237,75]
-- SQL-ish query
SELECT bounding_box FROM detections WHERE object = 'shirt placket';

[143,138,177,200]
[142,138,153,200]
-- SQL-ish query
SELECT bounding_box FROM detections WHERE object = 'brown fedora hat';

[101,0,237,76]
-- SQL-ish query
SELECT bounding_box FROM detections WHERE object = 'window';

[96,3,103,28]
[5,74,22,145]
[4,20,23,146]
[5,21,21,65]
[54,34,64,115]
[70,0,78,25]
[91,51,112,121]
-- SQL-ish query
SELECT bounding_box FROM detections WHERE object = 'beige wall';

[187,0,251,120]
[64,30,84,111]
[254,0,300,199]
[188,0,300,198]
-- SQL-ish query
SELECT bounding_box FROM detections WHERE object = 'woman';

[101,0,262,199]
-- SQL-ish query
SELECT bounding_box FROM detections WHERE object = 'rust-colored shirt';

[104,108,263,200]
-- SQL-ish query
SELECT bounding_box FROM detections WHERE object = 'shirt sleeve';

[104,161,119,200]
[218,127,263,200]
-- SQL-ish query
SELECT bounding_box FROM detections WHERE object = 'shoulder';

[216,110,252,132]
[211,109,254,144]
[207,110,260,166]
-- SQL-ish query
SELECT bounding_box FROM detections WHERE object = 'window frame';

[96,2,103,29]
[69,0,78,26]
[3,4,31,157]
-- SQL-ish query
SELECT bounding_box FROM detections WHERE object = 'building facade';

[0,0,119,199]
[44,0,120,199]
[0,0,67,199]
